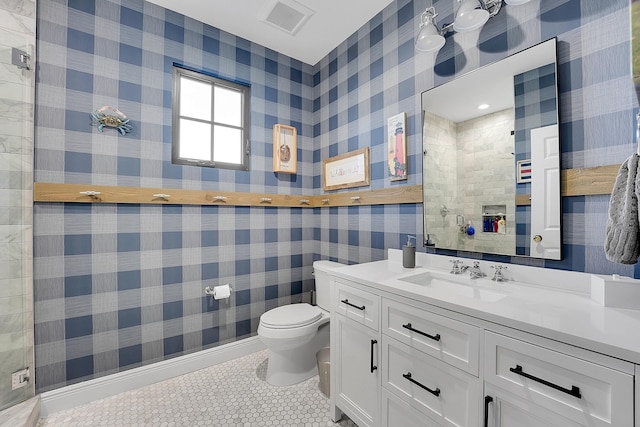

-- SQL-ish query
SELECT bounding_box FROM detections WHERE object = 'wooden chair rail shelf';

[33,164,620,208]
[515,164,619,206]
[33,182,423,208]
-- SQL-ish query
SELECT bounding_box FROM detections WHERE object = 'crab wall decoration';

[90,106,133,135]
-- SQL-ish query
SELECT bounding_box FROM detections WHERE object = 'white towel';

[604,153,640,264]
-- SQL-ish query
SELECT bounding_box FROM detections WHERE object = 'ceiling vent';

[261,0,314,35]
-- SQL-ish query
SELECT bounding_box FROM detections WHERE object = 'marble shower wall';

[423,111,458,249]
[423,109,515,255]
[457,109,515,255]
[0,0,36,412]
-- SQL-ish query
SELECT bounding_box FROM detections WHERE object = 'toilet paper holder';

[204,285,233,298]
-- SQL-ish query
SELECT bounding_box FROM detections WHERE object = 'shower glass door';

[0,10,36,412]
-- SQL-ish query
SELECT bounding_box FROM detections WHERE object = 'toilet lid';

[260,304,323,329]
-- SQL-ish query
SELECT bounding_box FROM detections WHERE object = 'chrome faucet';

[491,265,508,282]
[469,261,485,279]
[450,260,468,275]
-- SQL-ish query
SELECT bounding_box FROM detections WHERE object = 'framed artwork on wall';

[517,159,532,183]
[273,124,297,173]
[322,147,370,191]
[387,112,407,181]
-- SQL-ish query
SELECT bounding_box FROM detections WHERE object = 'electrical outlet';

[11,368,29,390]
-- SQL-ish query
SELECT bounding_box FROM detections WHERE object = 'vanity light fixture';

[415,7,446,53]
[452,0,489,32]
[415,0,532,53]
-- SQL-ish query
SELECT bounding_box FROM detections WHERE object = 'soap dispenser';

[403,235,416,268]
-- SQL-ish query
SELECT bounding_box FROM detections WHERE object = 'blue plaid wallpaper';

[313,0,638,275]
[34,0,317,392]
[33,0,639,393]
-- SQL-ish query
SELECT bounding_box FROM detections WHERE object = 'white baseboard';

[40,337,265,417]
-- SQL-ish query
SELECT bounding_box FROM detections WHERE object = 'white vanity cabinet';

[483,383,585,427]
[483,331,634,427]
[381,298,481,426]
[332,280,481,427]
[330,259,639,427]
[332,280,381,427]
[381,388,428,427]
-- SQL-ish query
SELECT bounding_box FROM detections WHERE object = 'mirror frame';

[421,38,561,260]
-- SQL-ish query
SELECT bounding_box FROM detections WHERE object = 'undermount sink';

[399,270,509,302]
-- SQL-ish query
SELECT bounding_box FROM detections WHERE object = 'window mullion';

[178,116,212,125]
[210,83,216,163]
[211,121,242,131]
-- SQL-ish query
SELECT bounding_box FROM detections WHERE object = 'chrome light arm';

[481,0,503,17]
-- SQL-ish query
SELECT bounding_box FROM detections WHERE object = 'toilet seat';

[260,303,323,329]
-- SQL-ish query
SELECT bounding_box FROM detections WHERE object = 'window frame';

[171,66,250,171]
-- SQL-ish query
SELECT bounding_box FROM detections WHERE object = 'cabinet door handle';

[402,372,440,397]
[484,395,493,427]
[341,299,365,311]
[509,365,582,399]
[370,339,378,373]
[402,322,441,341]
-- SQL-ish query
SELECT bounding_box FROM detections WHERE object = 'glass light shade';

[453,0,489,32]
[504,0,531,4]
[415,22,445,53]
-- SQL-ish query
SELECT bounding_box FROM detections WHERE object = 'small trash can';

[316,347,330,398]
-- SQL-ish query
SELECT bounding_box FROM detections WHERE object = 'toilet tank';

[313,260,345,310]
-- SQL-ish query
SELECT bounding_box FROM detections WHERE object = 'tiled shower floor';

[37,349,358,427]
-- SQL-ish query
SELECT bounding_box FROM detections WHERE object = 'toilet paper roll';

[213,284,231,300]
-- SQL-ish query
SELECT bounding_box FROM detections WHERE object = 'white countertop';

[329,251,640,365]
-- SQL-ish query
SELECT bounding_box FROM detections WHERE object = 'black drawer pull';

[402,372,440,397]
[484,395,493,427]
[341,299,365,311]
[402,322,441,341]
[509,365,582,399]
[370,340,378,373]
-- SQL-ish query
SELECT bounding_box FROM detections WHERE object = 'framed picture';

[387,112,407,181]
[517,159,532,183]
[322,147,370,191]
[273,124,297,173]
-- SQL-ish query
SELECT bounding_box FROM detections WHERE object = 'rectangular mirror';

[421,38,561,260]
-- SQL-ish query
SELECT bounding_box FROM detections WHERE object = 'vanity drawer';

[382,388,442,427]
[382,298,479,375]
[382,335,480,427]
[334,281,379,331]
[484,331,634,427]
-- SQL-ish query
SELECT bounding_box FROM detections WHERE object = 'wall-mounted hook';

[152,193,170,200]
[321,198,330,204]
[79,191,101,200]
[300,199,310,205]
[260,197,272,203]
[350,196,361,202]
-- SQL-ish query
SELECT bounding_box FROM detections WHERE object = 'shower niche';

[482,204,506,234]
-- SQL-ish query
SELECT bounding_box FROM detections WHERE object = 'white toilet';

[258,260,344,386]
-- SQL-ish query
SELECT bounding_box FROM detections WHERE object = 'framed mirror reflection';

[421,38,561,260]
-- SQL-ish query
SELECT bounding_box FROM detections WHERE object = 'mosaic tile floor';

[37,349,358,427]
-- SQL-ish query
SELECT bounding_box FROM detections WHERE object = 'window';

[172,66,250,170]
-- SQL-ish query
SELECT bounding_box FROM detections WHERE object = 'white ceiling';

[146,0,396,66]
